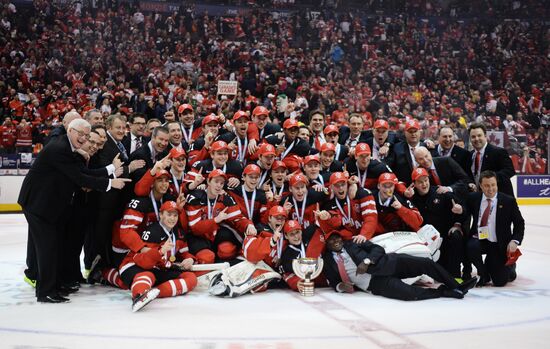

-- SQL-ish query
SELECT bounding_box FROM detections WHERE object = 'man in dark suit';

[18,119,130,303]
[431,126,471,175]
[92,114,145,268]
[128,125,170,183]
[364,119,399,168]
[414,146,472,200]
[468,122,515,196]
[43,110,81,145]
[389,119,429,185]
[338,114,370,148]
[121,113,148,155]
[465,170,524,287]
[322,231,476,300]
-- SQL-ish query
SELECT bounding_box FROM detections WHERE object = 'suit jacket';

[390,141,427,185]
[364,132,399,168]
[432,157,472,199]
[18,135,109,223]
[322,240,397,290]
[129,142,168,182]
[122,134,150,155]
[431,145,471,176]
[466,192,525,261]
[338,127,370,146]
[470,143,515,196]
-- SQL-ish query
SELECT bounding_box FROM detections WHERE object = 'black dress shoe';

[508,263,517,282]
[438,286,464,299]
[38,294,70,303]
[458,277,478,295]
[476,274,490,287]
[58,284,79,294]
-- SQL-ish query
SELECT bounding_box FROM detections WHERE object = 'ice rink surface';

[0,206,549,349]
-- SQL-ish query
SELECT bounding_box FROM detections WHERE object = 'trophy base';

[299,285,315,297]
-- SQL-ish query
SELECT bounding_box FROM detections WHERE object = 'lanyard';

[292,193,308,225]
[280,139,295,159]
[150,191,162,221]
[170,169,184,195]
[276,236,283,258]
[213,163,227,173]
[272,183,285,196]
[160,223,177,257]
[335,196,351,222]
[315,175,324,186]
[258,169,269,188]
[335,143,341,160]
[357,162,367,187]
[289,243,306,258]
[207,195,218,219]
[182,124,194,144]
[378,192,392,207]
[236,135,248,162]
[241,186,257,220]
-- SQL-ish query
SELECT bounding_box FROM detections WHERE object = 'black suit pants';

[466,238,510,286]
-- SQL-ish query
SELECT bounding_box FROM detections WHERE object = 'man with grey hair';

[44,110,82,145]
[19,118,130,303]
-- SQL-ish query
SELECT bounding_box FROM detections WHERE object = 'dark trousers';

[466,238,510,286]
[93,208,118,267]
[24,210,61,298]
[438,232,464,278]
[59,200,89,284]
[368,254,460,301]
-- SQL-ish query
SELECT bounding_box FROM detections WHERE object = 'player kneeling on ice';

[119,201,197,312]
[322,231,477,300]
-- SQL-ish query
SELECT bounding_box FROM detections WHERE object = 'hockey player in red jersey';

[243,205,288,268]
[279,220,327,292]
[373,172,423,237]
[185,169,256,262]
[281,173,328,230]
[228,164,272,225]
[318,172,378,243]
[255,143,277,188]
[302,154,330,189]
[268,160,290,201]
[344,143,392,190]
[134,148,188,197]
[119,201,197,312]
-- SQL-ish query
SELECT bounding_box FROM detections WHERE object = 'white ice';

[0,206,549,349]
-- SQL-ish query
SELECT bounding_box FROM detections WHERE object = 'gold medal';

[169,255,176,262]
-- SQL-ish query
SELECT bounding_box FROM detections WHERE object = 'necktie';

[474,151,481,175]
[429,168,441,186]
[479,198,492,227]
[135,137,142,150]
[117,141,128,161]
[335,253,354,292]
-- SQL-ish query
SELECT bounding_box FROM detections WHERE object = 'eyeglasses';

[72,128,91,140]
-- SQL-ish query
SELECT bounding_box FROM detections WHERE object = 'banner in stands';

[517,175,550,198]
[217,80,239,96]
[0,155,18,175]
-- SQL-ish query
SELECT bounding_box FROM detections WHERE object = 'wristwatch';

[363,258,372,265]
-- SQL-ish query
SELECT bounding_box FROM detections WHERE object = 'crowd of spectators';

[0,0,548,173]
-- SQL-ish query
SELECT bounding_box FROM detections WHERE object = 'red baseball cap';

[252,106,269,117]
[373,119,389,130]
[329,172,348,186]
[169,147,187,159]
[320,142,336,154]
[269,205,288,218]
[378,172,398,185]
[303,154,320,166]
[243,164,261,176]
[283,119,300,129]
[258,143,276,157]
[282,154,303,173]
[289,173,309,187]
[272,160,288,171]
[411,168,429,182]
[178,104,193,114]
[160,201,179,213]
[210,140,229,153]
[153,169,171,180]
[355,143,371,156]
[405,119,420,131]
[284,220,301,234]
[208,169,227,180]
[323,125,340,135]
[233,110,249,122]
[202,113,220,127]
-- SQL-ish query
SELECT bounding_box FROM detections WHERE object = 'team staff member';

[322,231,476,300]
[409,168,467,279]
[18,118,130,303]
[464,170,525,287]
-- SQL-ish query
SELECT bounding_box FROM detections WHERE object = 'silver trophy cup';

[292,257,324,296]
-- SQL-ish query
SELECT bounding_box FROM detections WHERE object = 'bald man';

[44,110,82,145]
[413,146,472,200]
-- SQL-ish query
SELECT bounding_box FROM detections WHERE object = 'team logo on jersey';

[433,198,440,204]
